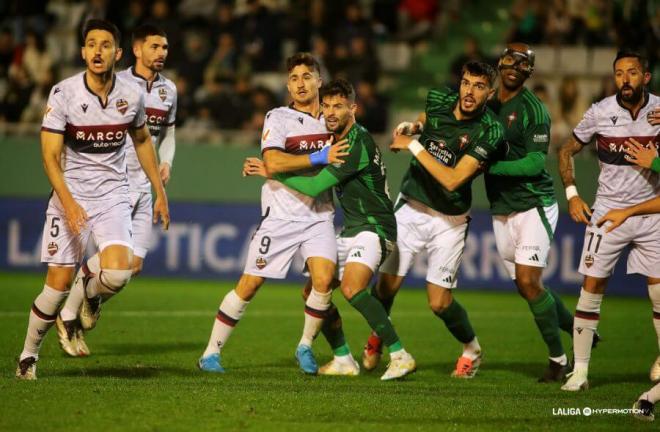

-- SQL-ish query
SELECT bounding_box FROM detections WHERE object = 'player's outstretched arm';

[263,139,349,175]
[130,124,170,230]
[597,196,660,232]
[392,112,425,139]
[272,169,340,197]
[488,151,546,177]
[41,130,88,235]
[390,134,480,191]
[558,136,592,225]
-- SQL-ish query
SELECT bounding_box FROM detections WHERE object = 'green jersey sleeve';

[466,121,503,162]
[325,132,369,182]
[522,119,551,153]
[273,169,340,197]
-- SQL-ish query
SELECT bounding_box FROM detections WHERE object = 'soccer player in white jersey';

[55,24,177,357]
[558,50,660,391]
[198,53,348,374]
[15,19,169,380]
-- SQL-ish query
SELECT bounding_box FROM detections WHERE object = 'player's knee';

[514,275,542,300]
[428,290,452,314]
[310,274,334,292]
[100,269,132,293]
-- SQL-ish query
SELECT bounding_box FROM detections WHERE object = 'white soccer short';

[243,215,337,279]
[336,231,395,280]
[40,194,133,266]
[578,205,660,278]
[380,199,469,289]
[129,191,153,259]
[492,203,559,279]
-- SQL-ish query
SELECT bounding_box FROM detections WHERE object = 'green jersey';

[399,88,504,215]
[326,123,396,240]
[276,122,396,241]
[485,87,556,215]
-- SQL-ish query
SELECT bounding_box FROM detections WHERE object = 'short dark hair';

[461,61,497,87]
[613,49,649,72]
[82,19,121,46]
[132,24,167,44]
[320,79,356,103]
[286,52,320,74]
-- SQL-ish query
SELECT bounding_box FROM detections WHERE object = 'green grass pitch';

[0,271,657,431]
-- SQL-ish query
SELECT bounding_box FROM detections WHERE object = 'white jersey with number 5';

[260,106,333,222]
[573,92,660,209]
[41,72,146,200]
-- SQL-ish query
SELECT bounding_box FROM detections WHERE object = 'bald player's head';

[498,43,535,90]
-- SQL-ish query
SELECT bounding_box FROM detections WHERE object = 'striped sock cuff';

[575,310,600,320]
[31,303,57,321]
[216,309,239,327]
[653,310,660,320]
[304,305,327,319]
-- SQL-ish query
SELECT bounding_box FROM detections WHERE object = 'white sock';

[299,287,332,347]
[649,283,660,351]
[86,268,131,302]
[203,290,249,357]
[573,288,603,371]
[20,285,68,361]
[60,259,97,321]
[550,354,568,366]
[640,382,660,404]
[462,337,481,361]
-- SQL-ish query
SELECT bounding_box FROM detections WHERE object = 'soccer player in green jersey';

[483,43,577,382]
[248,79,416,380]
[361,61,504,378]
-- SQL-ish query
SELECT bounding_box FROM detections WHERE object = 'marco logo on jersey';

[597,135,658,165]
[426,139,456,166]
[66,123,131,153]
[146,107,169,134]
[284,133,332,154]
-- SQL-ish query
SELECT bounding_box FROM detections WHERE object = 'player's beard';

[618,83,644,104]
[458,98,483,118]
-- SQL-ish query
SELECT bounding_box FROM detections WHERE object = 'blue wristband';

[309,145,330,166]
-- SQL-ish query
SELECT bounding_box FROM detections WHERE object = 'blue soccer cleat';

[198,353,225,373]
[295,344,318,375]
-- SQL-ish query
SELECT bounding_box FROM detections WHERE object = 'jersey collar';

[131,66,160,93]
[83,72,116,109]
[615,89,650,121]
[288,102,322,119]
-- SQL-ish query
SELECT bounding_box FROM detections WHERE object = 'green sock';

[348,290,401,350]
[370,284,394,315]
[546,287,574,334]
[528,290,564,357]
[321,303,349,354]
[435,299,476,344]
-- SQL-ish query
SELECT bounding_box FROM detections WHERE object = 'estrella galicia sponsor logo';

[425,139,456,166]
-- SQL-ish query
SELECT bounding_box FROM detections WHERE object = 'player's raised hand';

[153,193,170,230]
[596,208,630,233]
[159,162,171,185]
[243,157,268,178]
[624,138,658,169]
[63,199,88,235]
[390,134,414,153]
[568,196,592,225]
[328,138,349,165]
[647,107,660,126]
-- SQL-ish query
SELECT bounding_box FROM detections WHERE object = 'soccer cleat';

[55,315,81,357]
[75,266,101,330]
[295,344,318,375]
[76,325,90,357]
[198,353,225,373]
[451,353,482,379]
[380,351,416,381]
[319,356,360,376]
[650,356,660,382]
[561,368,589,391]
[538,359,571,383]
[633,399,655,422]
[15,357,37,380]
[362,332,382,371]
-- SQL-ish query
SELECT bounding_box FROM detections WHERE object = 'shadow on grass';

[51,364,194,379]
[85,341,201,356]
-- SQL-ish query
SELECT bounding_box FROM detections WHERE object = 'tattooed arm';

[558,136,592,225]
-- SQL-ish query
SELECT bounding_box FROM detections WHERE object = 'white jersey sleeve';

[166,90,177,125]
[573,103,597,144]
[261,110,288,152]
[132,92,147,129]
[42,85,68,133]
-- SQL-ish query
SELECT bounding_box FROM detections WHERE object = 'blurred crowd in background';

[0,0,657,150]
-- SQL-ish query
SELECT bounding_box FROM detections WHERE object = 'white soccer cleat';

[76,267,102,331]
[15,357,37,380]
[55,315,81,357]
[561,368,589,391]
[319,356,360,376]
[380,351,416,381]
[650,356,660,382]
